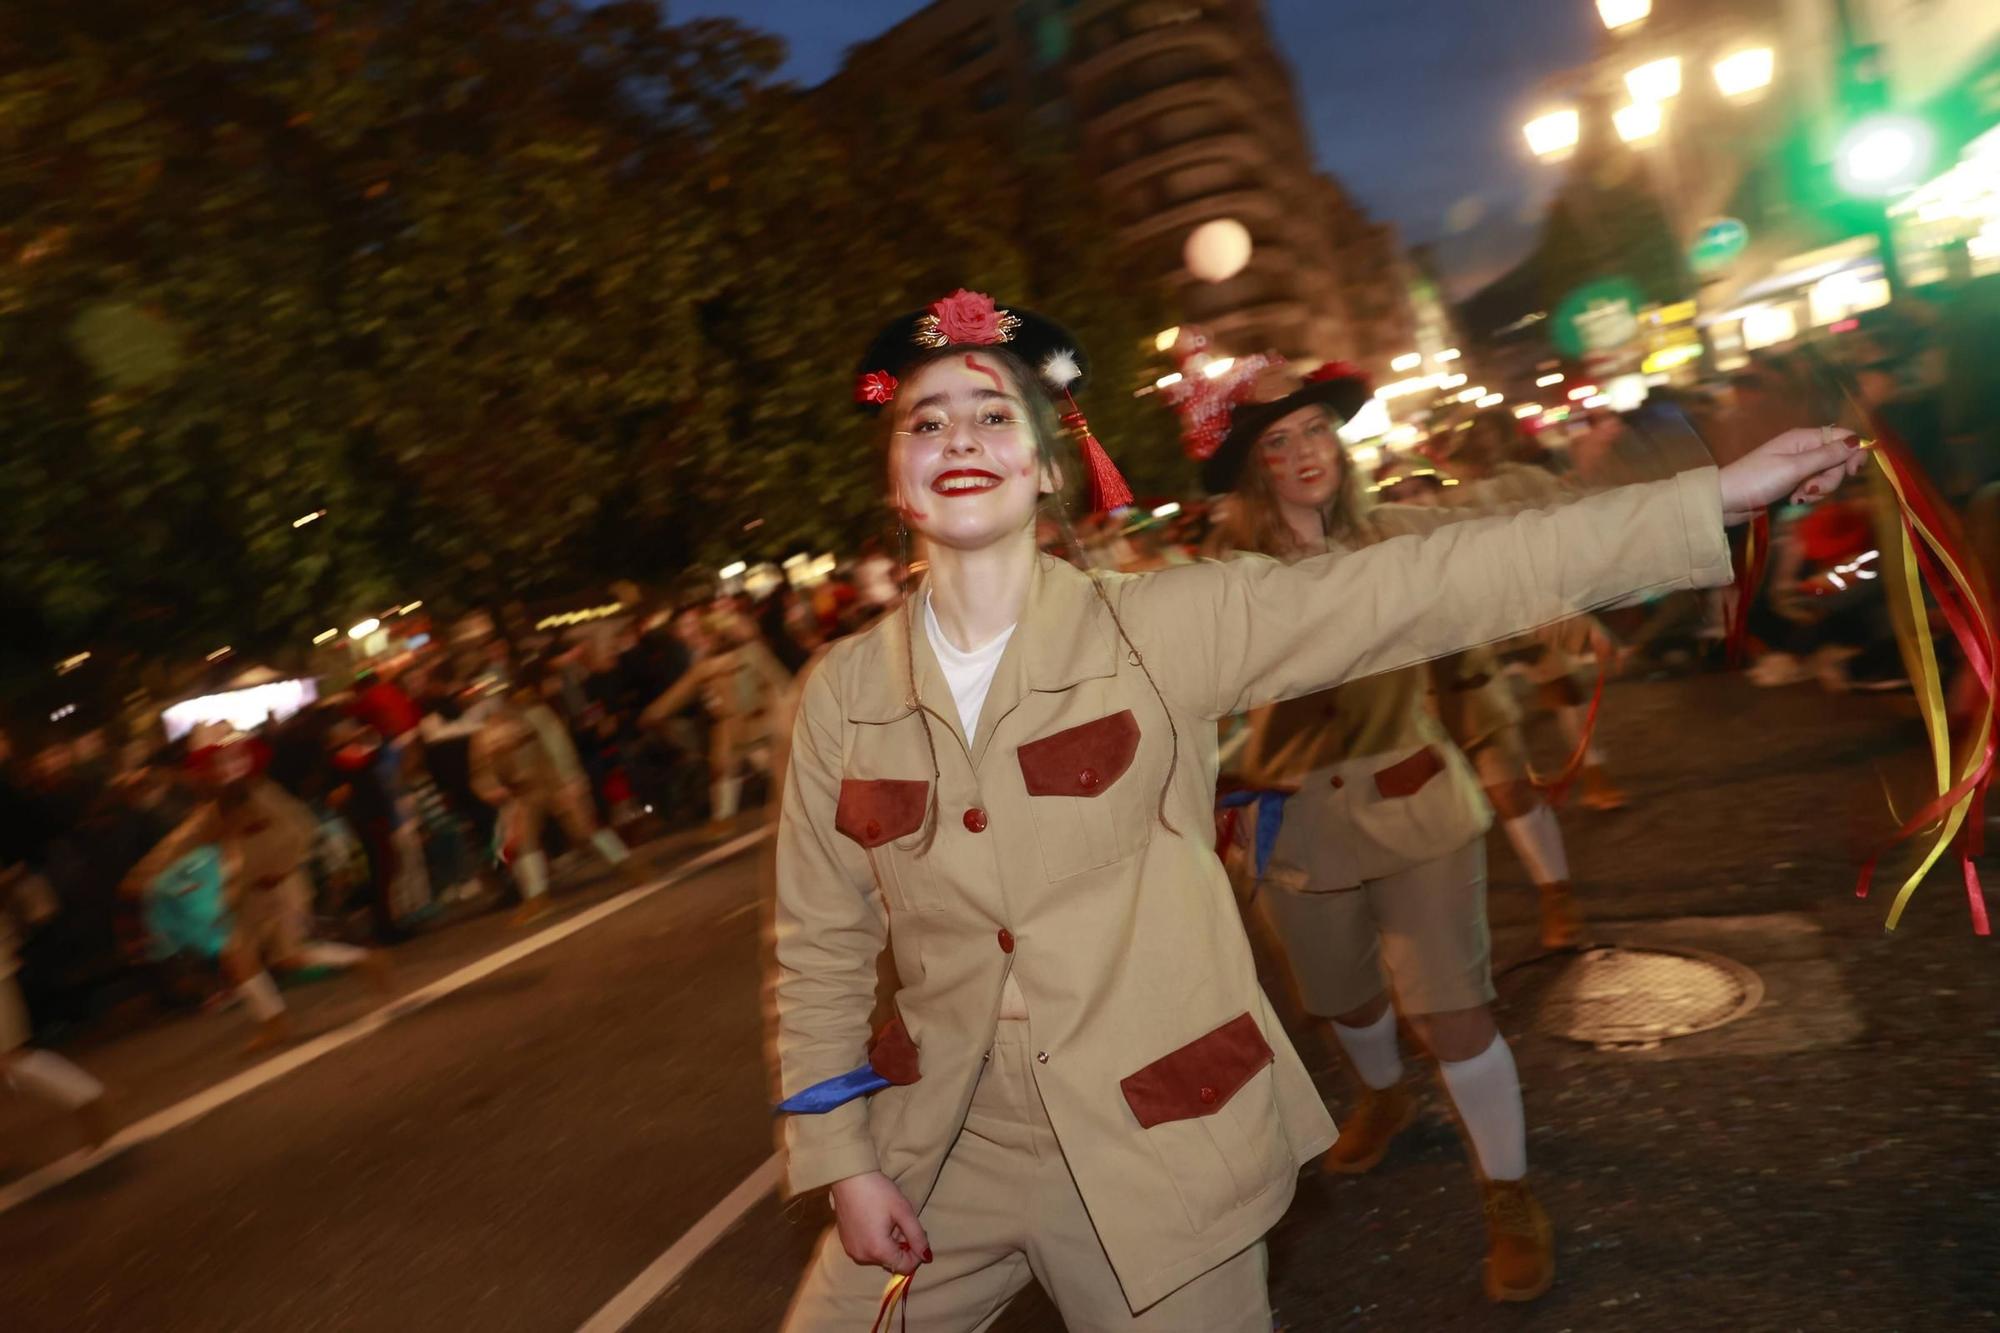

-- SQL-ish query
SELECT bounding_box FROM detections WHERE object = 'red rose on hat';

[930,290,1007,345]
[854,370,898,406]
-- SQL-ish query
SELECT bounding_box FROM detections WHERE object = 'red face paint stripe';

[963,354,1005,393]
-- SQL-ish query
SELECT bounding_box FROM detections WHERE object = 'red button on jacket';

[963,807,988,833]
[997,929,1015,954]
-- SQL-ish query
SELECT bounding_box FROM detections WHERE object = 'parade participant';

[1433,409,1631,811]
[470,665,639,925]
[121,739,389,1053]
[640,608,793,828]
[769,288,1859,1330]
[1200,361,1579,1303]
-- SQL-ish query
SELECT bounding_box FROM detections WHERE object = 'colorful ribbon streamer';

[1728,512,1771,667]
[871,1271,913,1333]
[1849,424,1995,935]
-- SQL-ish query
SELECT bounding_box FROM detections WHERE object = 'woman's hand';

[828,1171,930,1275]
[1717,427,1864,525]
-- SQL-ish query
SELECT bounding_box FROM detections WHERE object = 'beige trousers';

[783,1021,1271,1332]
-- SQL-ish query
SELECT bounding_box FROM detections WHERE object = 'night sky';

[673,1,1600,296]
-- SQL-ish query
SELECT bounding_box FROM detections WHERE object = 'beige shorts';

[1255,836,1493,1019]
[1466,727,1531,791]
[229,873,311,963]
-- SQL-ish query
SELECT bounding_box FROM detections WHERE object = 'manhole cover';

[1509,945,1763,1048]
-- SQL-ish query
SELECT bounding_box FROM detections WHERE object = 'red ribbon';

[1530,662,1607,807]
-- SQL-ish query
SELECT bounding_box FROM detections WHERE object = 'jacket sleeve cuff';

[1675,466,1734,590]
[781,1131,882,1198]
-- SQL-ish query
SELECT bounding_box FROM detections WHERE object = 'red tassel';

[1061,395,1132,512]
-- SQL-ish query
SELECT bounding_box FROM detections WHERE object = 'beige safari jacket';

[771,468,1732,1310]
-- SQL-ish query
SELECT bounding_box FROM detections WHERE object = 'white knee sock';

[1439,1035,1528,1181]
[711,776,742,821]
[1558,705,1605,764]
[1331,1007,1404,1091]
[9,1049,104,1108]
[590,829,631,865]
[1502,804,1571,885]
[517,850,550,901]
[239,971,285,1021]
[297,941,368,969]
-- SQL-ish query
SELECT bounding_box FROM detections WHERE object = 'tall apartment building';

[832,0,1413,373]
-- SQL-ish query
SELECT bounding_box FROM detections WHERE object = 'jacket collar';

[842,554,1123,726]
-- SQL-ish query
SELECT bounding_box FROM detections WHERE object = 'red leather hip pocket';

[1119,1012,1274,1129]
[1373,745,1445,800]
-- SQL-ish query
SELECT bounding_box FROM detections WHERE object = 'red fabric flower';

[930,290,1008,345]
[854,370,898,406]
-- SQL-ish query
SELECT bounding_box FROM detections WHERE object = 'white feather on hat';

[1040,348,1081,390]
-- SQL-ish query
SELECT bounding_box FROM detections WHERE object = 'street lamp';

[1625,56,1683,105]
[1523,109,1581,161]
[1390,352,1421,372]
[1613,102,1664,144]
[1596,0,1649,30]
[1713,47,1776,99]
[1835,114,1935,197]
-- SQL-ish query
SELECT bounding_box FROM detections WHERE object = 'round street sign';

[1689,218,1749,275]
[1552,277,1645,360]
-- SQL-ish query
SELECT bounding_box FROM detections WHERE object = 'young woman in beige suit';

[771,289,1857,1330]
[1203,361,1574,1302]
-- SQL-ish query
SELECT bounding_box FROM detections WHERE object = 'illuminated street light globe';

[1836,115,1935,197]
[1184,219,1253,283]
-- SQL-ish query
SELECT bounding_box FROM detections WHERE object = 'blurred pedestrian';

[470,666,639,926]
[122,739,389,1053]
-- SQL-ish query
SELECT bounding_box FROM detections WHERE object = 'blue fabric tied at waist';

[1217,788,1293,879]
[775,1066,891,1116]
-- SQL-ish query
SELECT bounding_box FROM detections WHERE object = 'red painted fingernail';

[923,1247,934,1263]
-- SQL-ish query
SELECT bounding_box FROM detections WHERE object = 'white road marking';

[575,1154,784,1333]
[0,826,773,1218]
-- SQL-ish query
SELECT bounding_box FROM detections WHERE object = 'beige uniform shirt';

[771,470,1732,1309]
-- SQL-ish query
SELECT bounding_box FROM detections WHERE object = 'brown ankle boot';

[1578,764,1628,811]
[1321,1082,1417,1175]
[1536,881,1585,951]
[1481,1178,1555,1302]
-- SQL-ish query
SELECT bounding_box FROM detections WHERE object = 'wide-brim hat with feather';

[1200,361,1373,494]
[852,289,1132,512]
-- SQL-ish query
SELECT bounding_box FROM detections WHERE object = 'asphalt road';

[3,674,1998,1332]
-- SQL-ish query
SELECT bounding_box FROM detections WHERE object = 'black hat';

[1200,361,1372,493]
[853,290,1090,413]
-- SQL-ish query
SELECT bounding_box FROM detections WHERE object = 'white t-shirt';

[923,594,1016,744]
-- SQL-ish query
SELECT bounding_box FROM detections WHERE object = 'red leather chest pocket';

[1373,745,1445,800]
[835,779,929,848]
[1016,710,1140,798]
[1120,1012,1273,1129]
